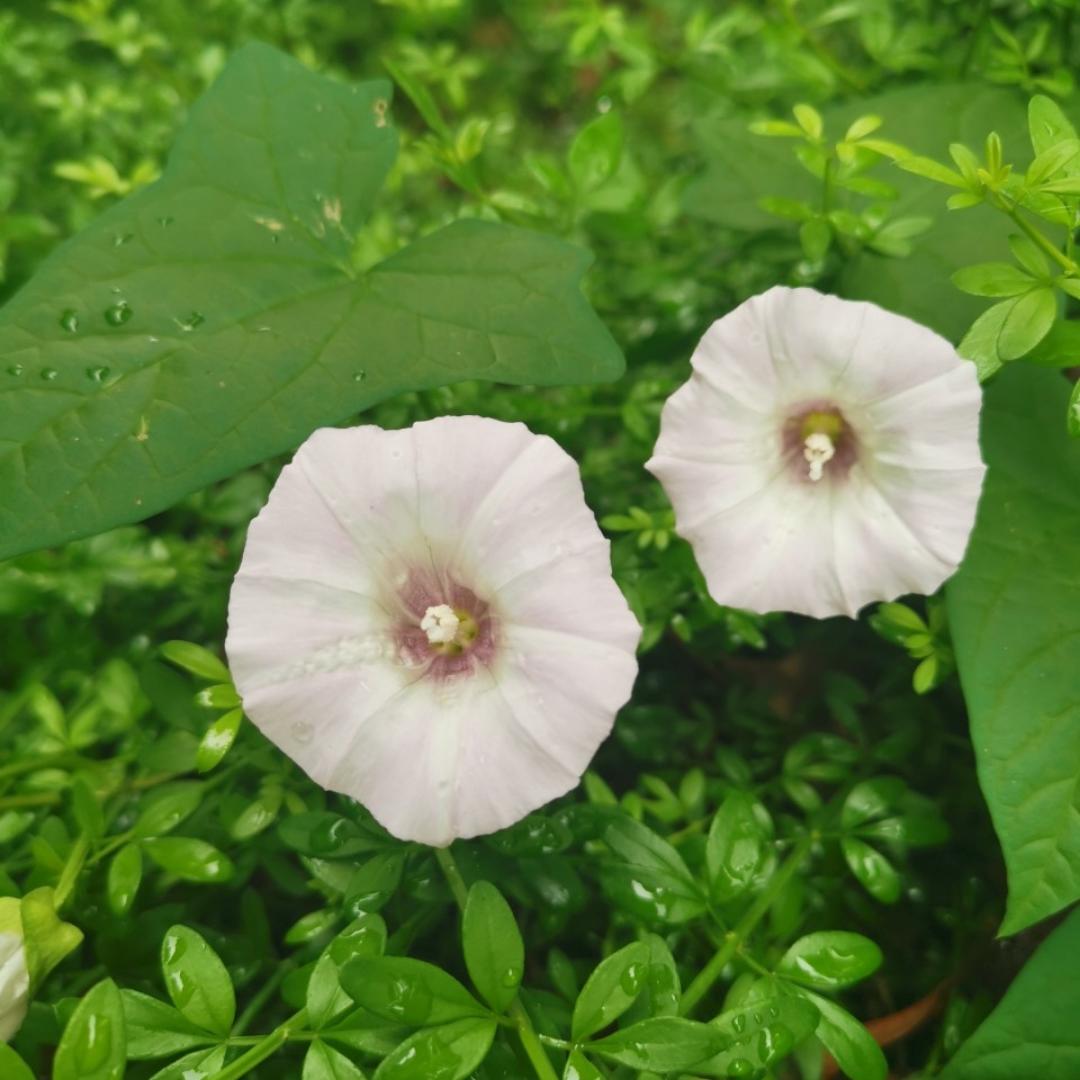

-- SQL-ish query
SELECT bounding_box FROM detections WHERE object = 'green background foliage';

[1,1,1079,1078]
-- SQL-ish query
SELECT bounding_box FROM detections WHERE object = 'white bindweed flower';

[646,286,986,618]
[227,416,640,847]
[0,901,29,1043]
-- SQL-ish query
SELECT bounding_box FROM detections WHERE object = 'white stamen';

[421,604,460,645]
[803,432,835,482]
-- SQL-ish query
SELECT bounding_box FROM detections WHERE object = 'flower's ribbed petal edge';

[647,287,987,618]
[228,415,641,845]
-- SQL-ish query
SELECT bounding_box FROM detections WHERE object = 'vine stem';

[210,1009,309,1080]
[679,834,814,1018]
[999,200,1080,276]
[434,846,560,1080]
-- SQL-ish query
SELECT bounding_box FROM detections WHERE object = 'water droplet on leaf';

[104,301,132,326]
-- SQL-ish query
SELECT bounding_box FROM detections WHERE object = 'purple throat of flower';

[392,568,497,680]
[781,402,858,483]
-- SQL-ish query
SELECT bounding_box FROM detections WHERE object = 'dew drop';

[59,309,79,333]
[501,964,522,987]
[175,311,205,331]
[7,364,23,376]
[727,1059,753,1078]
[41,368,59,381]
[87,366,110,383]
[619,961,644,995]
[113,231,134,247]
[291,720,313,744]
[104,300,132,326]
[353,371,367,383]
[157,215,175,226]
[732,1013,747,1034]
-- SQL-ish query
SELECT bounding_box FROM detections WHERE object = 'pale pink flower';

[226,417,640,847]
[646,287,986,618]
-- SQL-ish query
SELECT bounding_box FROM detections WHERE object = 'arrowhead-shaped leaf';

[947,367,1080,935]
[0,43,622,559]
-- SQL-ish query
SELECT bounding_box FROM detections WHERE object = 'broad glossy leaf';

[799,990,887,1080]
[776,932,882,991]
[941,906,1080,1078]
[599,817,706,925]
[462,881,524,1014]
[160,925,235,1036]
[121,990,216,1059]
[0,43,622,560]
[706,791,771,903]
[947,367,1080,934]
[841,838,901,904]
[571,940,650,1040]
[53,978,126,1080]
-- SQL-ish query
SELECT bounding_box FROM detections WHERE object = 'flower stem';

[434,846,560,1080]
[1000,202,1080,276]
[210,1009,308,1080]
[679,834,813,1018]
[53,834,89,911]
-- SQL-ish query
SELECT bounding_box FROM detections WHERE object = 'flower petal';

[647,287,987,618]
[227,416,640,845]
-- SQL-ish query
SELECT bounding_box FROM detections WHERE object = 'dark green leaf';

[776,932,882,991]
[841,778,905,830]
[563,1050,603,1079]
[841,838,901,903]
[160,925,235,1037]
[587,1017,725,1071]
[800,991,887,1080]
[693,992,818,1078]
[146,1046,227,1080]
[279,813,386,859]
[339,956,488,1027]
[304,1040,368,1080]
[132,783,204,839]
[107,844,143,917]
[121,990,215,1059]
[53,978,126,1080]
[308,916,387,1031]
[372,1017,496,1080]
[344,851,405,915]
[0,44,622,561]
[462,881,524,1014]
[947,368,1080,933]
[196,708,243,773]
[600,817,706,925]
[706,791,771,903]
[941,907,1080,1079]
[571,940,650,1040]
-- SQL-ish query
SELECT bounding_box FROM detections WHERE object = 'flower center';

[420,603,479,655]
[803,432,835,482]
[784,406,852,482]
